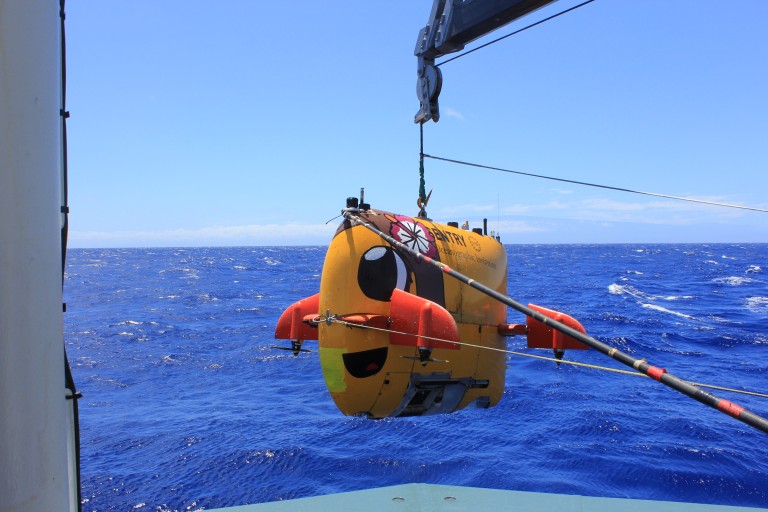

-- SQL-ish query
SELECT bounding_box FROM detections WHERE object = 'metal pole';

[344,211,768,434]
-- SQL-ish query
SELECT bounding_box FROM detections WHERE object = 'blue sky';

[65,1,768,247]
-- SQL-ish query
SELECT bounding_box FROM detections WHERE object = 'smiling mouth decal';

[342,347,388,378]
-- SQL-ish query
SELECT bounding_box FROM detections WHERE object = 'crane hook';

[417,189,433,218]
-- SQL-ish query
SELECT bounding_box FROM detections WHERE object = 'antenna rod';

[343,210,768,435]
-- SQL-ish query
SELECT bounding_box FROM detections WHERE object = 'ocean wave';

[608,283,640,297]
[159,267,198,274]
[708,315,743,326]
[746,265,762,273]
[65,244,768,511]
[713,276,754,286]
[642,303,695,320]
[608,284,692,302]
[609,283,697,319]
[745,296,768,314]
[152,354,183,366]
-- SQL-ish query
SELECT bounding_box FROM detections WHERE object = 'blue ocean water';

[63,244,768,511]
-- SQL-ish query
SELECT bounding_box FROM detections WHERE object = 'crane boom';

[415,0,559,123]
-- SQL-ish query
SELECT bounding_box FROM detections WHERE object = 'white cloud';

[495,219,548,234]
[501,204,532,214]
[441,106,465,120]
[580,197,647,212]
[494,193,751,226]
[70,222,337,248]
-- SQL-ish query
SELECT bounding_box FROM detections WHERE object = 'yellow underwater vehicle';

[275,194,767,432]
[275,194,587,418]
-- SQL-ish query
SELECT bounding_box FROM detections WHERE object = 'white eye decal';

[364,246,387,261]
[393,250,407,292]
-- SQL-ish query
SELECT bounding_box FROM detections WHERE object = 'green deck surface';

[209,483,766,512]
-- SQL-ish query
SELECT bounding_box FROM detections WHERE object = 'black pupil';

[358,247,398,301]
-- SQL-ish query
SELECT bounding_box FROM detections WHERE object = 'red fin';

[274,293,320,341]
[389,289,459,350]
[526,304,588,350]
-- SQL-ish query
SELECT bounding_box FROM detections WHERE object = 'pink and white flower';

[389,215,437,259]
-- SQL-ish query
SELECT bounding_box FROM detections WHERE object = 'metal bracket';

[415,57,443,124]
[413,0,451,124]
[414,0,559,124]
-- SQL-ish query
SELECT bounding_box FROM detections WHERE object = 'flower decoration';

[389,214,438,259]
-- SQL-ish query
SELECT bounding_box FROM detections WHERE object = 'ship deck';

[209,483,766,511]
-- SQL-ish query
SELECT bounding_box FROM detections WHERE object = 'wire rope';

[437,0,596,67]
[424,154,768,213]
[419,124,427,204]
[318,315,768,400]
[421,0,766,215]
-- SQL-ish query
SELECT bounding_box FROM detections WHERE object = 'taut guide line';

[320,315,768,400]
[422,154,768,214]
[342,210,768,435]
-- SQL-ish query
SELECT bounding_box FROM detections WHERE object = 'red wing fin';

[389,289,459,350]
[525,304,588,351]
[274,293,320,341]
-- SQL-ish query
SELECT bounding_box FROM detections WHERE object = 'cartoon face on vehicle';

[313,211,457,416]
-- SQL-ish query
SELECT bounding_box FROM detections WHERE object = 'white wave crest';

[713,276,754,286]
[608,283,649,300]
[745,296,768,314]
[642,303,695,320]
[608,283,627,295]
[608,284,690,302]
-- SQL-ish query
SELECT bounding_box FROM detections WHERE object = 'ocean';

[63,244,768,511]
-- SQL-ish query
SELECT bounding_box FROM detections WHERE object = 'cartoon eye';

[358,246,408,301]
